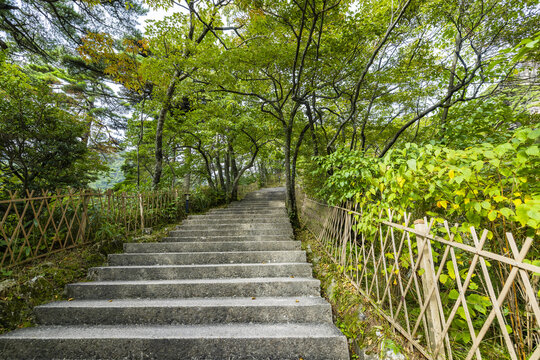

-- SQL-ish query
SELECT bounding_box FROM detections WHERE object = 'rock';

[143,227,153,234]
[0,279,16,293]
[357,310,367,322]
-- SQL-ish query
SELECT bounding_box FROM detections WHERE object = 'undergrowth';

[297,227,424,360]
[0,221,180,334]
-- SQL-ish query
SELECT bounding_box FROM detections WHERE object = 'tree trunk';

[182,148,191,194]
[230,144,239,201]
[152,70,180,190]
[440,32,461,140]
[283,127,299,226]
[224,146,231,199]
[215,153,226,193]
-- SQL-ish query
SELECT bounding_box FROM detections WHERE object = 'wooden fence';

[297,191,540,360]
[0,189,185,268]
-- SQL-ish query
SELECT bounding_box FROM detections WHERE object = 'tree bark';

[215,152,226,193]
[182,147,191,194]
[229,144,239,201]
[152,69,180,190]
[440,32,461,140]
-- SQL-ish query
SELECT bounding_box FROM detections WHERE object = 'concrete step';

[230,200,285,205]
[160,235,294,242]
[183,218,290,224]
[89,263,312,280]
[0,323,349,360]
[66,277,321,299]
[35,297,332,325]
[186,215,290,222]
[177,223,292,231]
[168,229,293,237]
[223,205,286,210]
[208,209,286,215]
[108,250,306,266]
[124,241,301,253]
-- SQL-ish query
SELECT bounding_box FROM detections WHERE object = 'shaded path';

[0,187,348,359]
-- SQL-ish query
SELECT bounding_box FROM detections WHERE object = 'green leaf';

[407,159,417,171]
[488,210,497,221]
[447,261,456,280]
[525,146,539,156]
[527,129,540,140]
[449,289,459,300]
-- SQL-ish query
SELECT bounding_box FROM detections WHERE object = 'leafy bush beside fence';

[298,191,539,360]
[299,126,539,359]
[311,126,539,256]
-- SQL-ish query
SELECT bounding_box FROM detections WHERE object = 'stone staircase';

[0,187,349,359]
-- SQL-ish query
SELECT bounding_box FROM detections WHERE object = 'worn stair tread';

[35,297,333,326]
[1,323,344,339]
[36,296,328,309]
[107,251,306,266]
[161,235,294,242]
[124,241,301,253]
[112,250,303,256]
[94,263,310,270]
[89,263,312,280]
[70,277,318,286]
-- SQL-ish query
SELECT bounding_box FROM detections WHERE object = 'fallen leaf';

[251,297,256,300]
[67,298,74,301]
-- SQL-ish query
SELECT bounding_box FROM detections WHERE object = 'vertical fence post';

[80,190,90,243]
[138,193,145,231]
[414,219,445,359]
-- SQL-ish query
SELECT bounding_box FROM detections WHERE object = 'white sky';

[138,6,186,33]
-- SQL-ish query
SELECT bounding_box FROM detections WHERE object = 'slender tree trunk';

[440,32,461,140]
[230,145,239,201]
[283,127,298,226]
[215,153,226,193]
[152,70,180,190]
[182,148,191,194]
[224,146,231,199]
[305,102,319,156]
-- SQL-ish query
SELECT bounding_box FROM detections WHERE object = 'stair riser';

[184,219,290,224]
[168,230,293,237]
[177,224,292,231]
[160,236,294,242]
[208,210,286,215]
[67,281,321,299]
[124,241,301,253]
[35,304,332,325]
[186,216,290,222]
[226,207,285,211]
[108,252,306,266]
[0,337,348,360]
[90,264,312,280]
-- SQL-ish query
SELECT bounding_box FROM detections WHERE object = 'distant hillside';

[89,153,126,190]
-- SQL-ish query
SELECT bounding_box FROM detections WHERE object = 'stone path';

[0,187,349,359]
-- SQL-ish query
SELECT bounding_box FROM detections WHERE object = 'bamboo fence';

[0,188,184,268]
[297,191,540,360]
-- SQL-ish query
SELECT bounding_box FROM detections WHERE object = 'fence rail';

[0,189,185,268]
[297,191,540,360]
